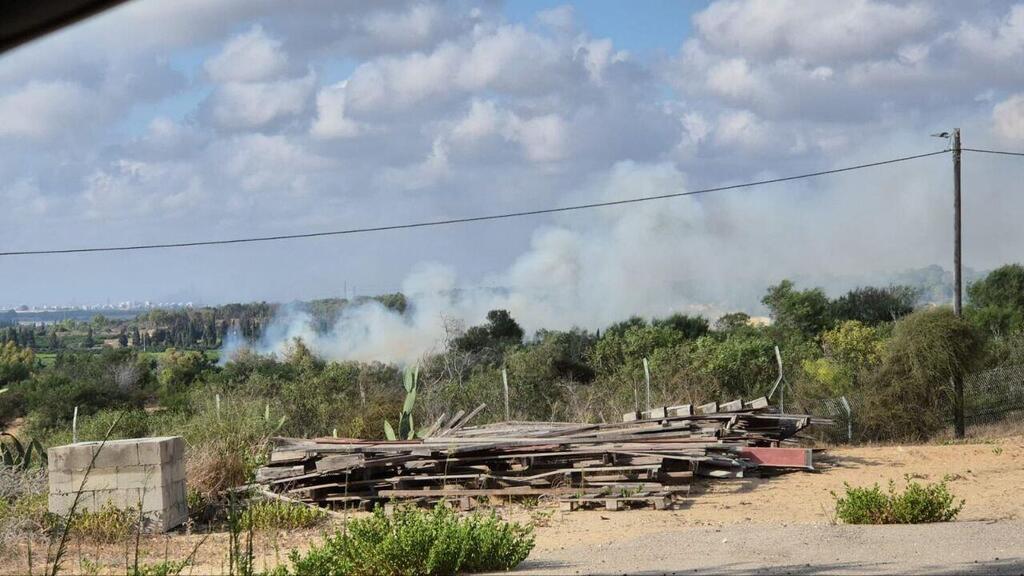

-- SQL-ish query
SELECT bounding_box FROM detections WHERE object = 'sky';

[2,0,1024,330]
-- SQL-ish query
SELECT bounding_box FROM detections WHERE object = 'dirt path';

[511,520,1024,575]
[4,436,1022,575]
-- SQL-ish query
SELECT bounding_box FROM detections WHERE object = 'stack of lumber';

[256,397,827,512]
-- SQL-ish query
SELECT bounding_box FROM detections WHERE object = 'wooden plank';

[744,397,769,410]
[315,454,366,472]
[256,465,305,482]
[720,399,744,412]
[695,402,718,415]
[667,404,692,417]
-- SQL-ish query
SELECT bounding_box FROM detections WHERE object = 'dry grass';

[0,466,48,551]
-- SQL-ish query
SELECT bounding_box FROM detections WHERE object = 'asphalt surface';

[508,520,1024,575]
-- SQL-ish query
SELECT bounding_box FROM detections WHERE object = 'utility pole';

[952,128,965,439]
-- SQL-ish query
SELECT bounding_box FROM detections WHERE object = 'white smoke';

[232,139,1024,366]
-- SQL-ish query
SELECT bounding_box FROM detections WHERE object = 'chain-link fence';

[964,364,1024,428]
[799,365,1024,444]
[798,395,854,443]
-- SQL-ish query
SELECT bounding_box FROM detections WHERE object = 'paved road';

[510,521,1024,575]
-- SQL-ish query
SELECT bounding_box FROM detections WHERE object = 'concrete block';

[66,444,100,471]
[94,440,140,468]
[115,464,159,490]
[47,436,187,532]
[80,469,118,492]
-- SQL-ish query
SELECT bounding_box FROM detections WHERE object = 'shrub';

[833,478,964,524]
[55,502,138,543]
[240,500,327,531]
[284,505,534,576]
[0,466,48,550]
[857,308,983,441]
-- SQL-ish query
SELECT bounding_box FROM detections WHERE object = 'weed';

[240,500,328,532]
[50,503,137,543]
[283,504,534,575]
[832,477,964,524]
[992,446,1003,455]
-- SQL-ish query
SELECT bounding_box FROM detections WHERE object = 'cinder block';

[67,444,100,470]
[116,464,159,490]
[80,469,118,492]
[94,441,140,468]
[47,436,187,532]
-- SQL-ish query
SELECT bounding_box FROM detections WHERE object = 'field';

[3,434,1021,575]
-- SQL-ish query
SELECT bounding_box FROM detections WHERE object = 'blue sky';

[1,0,1024,345]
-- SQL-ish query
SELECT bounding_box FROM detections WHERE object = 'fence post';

[643,358,651,412]
[72,406,78,443]
[216,393,221,420]
[502,368,510,421]
[840,396,852,442]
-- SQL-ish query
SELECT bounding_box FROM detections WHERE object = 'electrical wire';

[962,147,1024,157]
[0,149,950,257]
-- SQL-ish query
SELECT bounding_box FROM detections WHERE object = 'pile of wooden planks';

[255,397,827,512]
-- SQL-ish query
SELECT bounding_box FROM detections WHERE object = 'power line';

[0,149,949,257]
[962,147,1024,157]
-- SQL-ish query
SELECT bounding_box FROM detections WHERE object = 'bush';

[56,502,138,543]
[284,505,534,576]
[241,500,327,531]
[833,478,964,524]
[857,308,983,441]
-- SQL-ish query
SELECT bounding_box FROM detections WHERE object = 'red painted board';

[737,447,813,470]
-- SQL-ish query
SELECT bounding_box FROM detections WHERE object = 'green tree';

[454,310,525,356]
[652,313,709,340]
[832,286,918,325]
[0,341,35,386]
[967,264,1024,335]
[84,327,96,349]
[859,308,982,440]
[714,312,751,332]
[762,280,832,337]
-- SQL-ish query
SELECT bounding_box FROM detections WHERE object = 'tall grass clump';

[833,477,964,524]
[182,390,285,501]
[283,505,534,576]
[240,500,327,531]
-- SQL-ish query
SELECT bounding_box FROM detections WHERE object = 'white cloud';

[205,25,288,83]
[507,113,570,162]
[363,3,444,52]
[0,81,96,140]
[450,99,503,143]
[208,74,316,129]
[993,93,1024,141]
[694,0,935,63]
[957,4,1024,61]
[219,134,330,196]
[82,160,204,220]
[310,81,364,139]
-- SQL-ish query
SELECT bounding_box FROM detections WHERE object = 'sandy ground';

[5,435,1023,575]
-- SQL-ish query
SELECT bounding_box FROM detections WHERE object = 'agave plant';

[0,432,46,470]
[384,365,419,441]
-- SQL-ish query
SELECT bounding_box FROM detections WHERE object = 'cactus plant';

[384,365,419,440]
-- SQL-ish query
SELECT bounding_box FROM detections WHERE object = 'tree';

[652,314,709,340]
[131,326,141,347]
[84,327,96,349]
[714,312,751,332]
[832,286,918,325]
[118,329,129,348]
[762,280,832,337]
[967,264,1024,335]
[860,308,982,440]
[0,341,34,386]
[453,310,524,356]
